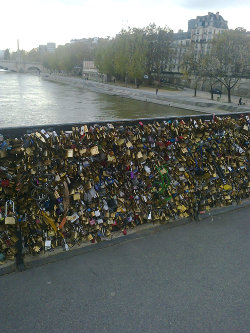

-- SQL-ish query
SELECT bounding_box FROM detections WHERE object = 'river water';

[0,71,199,128]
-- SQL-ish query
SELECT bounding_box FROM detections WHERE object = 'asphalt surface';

[0,206,249,333]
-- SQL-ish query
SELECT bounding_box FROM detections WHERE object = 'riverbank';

[42,74,250,115]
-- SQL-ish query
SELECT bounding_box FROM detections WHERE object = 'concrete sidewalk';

[135,85,250,106]
[156,86,250,109]
[43,75,250,115]
[0,204,249,333]
[82,79,250,115]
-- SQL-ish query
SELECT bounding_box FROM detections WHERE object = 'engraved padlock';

[5,200,16,225]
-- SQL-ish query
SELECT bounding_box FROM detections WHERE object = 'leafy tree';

[41,39,96,74]
[4,49,10,60]
[10,49,26,62]
[95,38,116,79]
[25,48,41,62]
[200,55,220,99]
[144,24,174,85]
[181,43,204,97]
[126,28,148,85]
[95,24,173,86]
[206,30,250,102]
[112,28,148,84]
[235,27,246,32]
[113,30,130,82]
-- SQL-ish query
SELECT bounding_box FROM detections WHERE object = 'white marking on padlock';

[41,129,50,139]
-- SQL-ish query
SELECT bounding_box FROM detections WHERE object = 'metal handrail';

[0,112,249,138]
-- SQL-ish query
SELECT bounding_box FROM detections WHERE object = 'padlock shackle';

[5,200,15,216]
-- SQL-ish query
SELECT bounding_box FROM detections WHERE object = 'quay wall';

[41,74,249,114]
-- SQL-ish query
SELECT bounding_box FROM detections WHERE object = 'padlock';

[0,116,249,260]
[5,200,16,225]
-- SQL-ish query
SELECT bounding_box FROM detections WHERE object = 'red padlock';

[1,179,9,187]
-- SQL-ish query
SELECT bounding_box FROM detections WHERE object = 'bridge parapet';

[0,114,249,265]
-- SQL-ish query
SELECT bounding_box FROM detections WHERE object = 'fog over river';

[0,71,199,128]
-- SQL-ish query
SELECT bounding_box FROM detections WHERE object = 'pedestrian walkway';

[83,80,250,115]
[0,205,249,333]
[159,86,250,108]
[43,74,250,115]
[112,81,250,105]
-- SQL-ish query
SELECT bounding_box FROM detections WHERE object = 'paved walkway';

[123,84,250,105]
[0,205,249,333]
[43,75,250,115]
[82,80,250,115]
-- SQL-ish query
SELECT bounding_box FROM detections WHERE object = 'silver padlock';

[5,200,16,225]
[45,239,52,251]
[62,239,69,251]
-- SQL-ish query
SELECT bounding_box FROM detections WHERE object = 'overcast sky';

[1,0,249,51]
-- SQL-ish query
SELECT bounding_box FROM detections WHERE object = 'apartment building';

[82,60,98,80]
[190,12,228,54]
[172,30,191,72]
[172,12,228,72]
[46,43,56,53]
[38,43,56,53]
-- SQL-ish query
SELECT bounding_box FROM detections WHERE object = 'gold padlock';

[90,146,99,156]
[66,149,74,158]
[0,149,7,158]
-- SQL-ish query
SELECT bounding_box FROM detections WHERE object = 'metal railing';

[0,112,249,138]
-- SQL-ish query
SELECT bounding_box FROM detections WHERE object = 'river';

[0,71,200,128]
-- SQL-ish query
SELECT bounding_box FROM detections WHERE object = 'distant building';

[82,60,108,81]
[172,30,191,72]
[189,12,228,55]
[82,60,98,80]
[71,38,88,43]
[70,37,99,44]
[38,45,47,53]
[38,43,56,53]
[172,12,229,72]
[46,43,56,53]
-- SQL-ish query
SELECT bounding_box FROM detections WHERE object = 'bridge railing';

[0,60,42,65]
[0,113,249,267]
[0,112,248,138]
